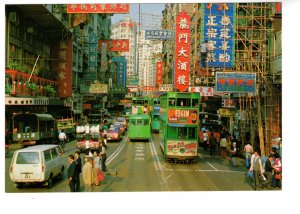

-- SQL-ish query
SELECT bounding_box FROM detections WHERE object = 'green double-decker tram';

[128,113,151,142]
[150,97,160,133]
[159,92,200,162]
[132,96,151,115]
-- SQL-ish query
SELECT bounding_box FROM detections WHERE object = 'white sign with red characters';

[189,86,214,96]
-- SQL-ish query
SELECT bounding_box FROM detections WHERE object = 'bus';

[198,112,223,144]
[159,92,200,162]
[150,97,160,133]
[128,114,151,142]
[12,113,56,146]
[132,96,151,115]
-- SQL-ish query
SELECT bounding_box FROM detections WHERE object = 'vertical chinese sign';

[156,62,163,88]
[54,39,72,98]
[174,12,191,92]
[88,32,98,80]
[202,3,235,68]
[112,56,127,88]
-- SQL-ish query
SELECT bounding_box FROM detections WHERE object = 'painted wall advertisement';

[216,72,256,93]
[201,3,235,68]
[174,12,191,92]
[168,109,198,125]
[167,140,197,157]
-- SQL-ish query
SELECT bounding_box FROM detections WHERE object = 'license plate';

[22,173,32,179]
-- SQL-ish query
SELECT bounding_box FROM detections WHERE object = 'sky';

[111,3,165,29]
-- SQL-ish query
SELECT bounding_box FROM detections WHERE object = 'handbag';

[98,170,105,182]
[275,173,282,180]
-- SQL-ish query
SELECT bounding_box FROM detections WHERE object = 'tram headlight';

[31,133,35,138]
[17,133,21,139]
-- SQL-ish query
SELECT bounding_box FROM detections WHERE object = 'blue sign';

[201,3,235,68]
[113,56,127,87]
[145,30,174,40]
[216,72,256,93]
[88,32,98,69]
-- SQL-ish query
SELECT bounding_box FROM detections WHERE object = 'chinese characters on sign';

[201,3,235,68]
[159,84,173,92]
[67,4,129,14]
[112,56,127,88]
[145,30,174,40]
[216,72,256,93]
[142,86,155,92]
[188,86,214,96]
[174,12,191,92]
[156,62,163,87]
[57,39,72,98]
[88,33,98,79]
[98,40,129,52]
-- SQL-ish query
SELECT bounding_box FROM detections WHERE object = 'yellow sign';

[219,108,235,117]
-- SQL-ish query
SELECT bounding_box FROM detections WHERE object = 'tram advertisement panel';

[167,140,197,156]
[168,109,198,124]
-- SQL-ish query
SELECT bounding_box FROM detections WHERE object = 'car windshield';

[16,152,40,164]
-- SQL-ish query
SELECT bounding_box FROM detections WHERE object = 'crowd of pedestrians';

[66,139,107,192]
[201,129,282,191]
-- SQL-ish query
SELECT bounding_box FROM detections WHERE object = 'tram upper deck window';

[177,98,191,107]
[169,98,175,106]
[192,99,199,107]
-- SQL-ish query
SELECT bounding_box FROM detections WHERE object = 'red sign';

[51,38,72,98]
[174,12,191,92]
[98,40,129,52]
[142,86,155,92]
[156,62,163,87]
[67,4,129,14]
[168,109,198,125]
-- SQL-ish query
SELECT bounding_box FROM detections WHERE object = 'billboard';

[98,40,129,52]
[67,4,129,14]
[145,30,174,40]
[189,86,214,96]
[174,12,191,92]
[201,3,235,68]
[216,72,256,93]
[168,109,198,125]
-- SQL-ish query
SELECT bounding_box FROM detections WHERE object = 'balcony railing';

[5,69,59,97]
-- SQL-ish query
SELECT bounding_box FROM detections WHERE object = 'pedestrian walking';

[93,151,101,186]
[209,133,217,156]
[244,142,253,169]
[272,156,282,189]
[84,135,91,156]
[58,129,67,148]
[74,151,82,192]
[100,141,107,172]
[82,156,96,192]
[203,130,208,151]
[231,142,238,167]
[249,150,264,190]
[67,154,76,192]
[220,136,227,159]
[264,154,274,189]
[200,40,208,68]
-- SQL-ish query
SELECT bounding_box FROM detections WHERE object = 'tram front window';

[178,127,188,139]
[137,120,143,126]
[188,127,196,139]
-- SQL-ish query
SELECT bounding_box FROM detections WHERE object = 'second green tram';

[128,113,151,142]
[159,92,200,161]
[132,96,151,115]
[150,97,160,133]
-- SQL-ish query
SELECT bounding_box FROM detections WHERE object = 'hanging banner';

[67,4,129,14]
[174,12,191,92]
[156,62,163,87]
[216,72,256,93]
[100,43,107,73]
[112,56,127,87]
[201,3,235,68]
[98,40,129,52]
[189,86,214,96]
[52,38,72,98]
[88,32,98,80]
[145,30,174,40]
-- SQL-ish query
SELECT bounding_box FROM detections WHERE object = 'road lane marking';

[206,162,218,171]
[161,168,246,173]
[106,135,127,165]
[198,154,204,160]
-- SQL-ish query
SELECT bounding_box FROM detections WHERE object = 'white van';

[9,145,66,188]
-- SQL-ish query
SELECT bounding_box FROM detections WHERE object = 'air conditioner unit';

[9,12,17,23]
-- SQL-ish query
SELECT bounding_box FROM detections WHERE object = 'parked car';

[9,144,65,189]
[103,125,122,141]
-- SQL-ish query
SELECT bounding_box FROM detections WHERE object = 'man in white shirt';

[200,40,208,68]
[58,130,67,148]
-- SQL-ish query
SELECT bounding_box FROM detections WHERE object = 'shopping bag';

[98,170,105,182]
[247,171,253,178]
